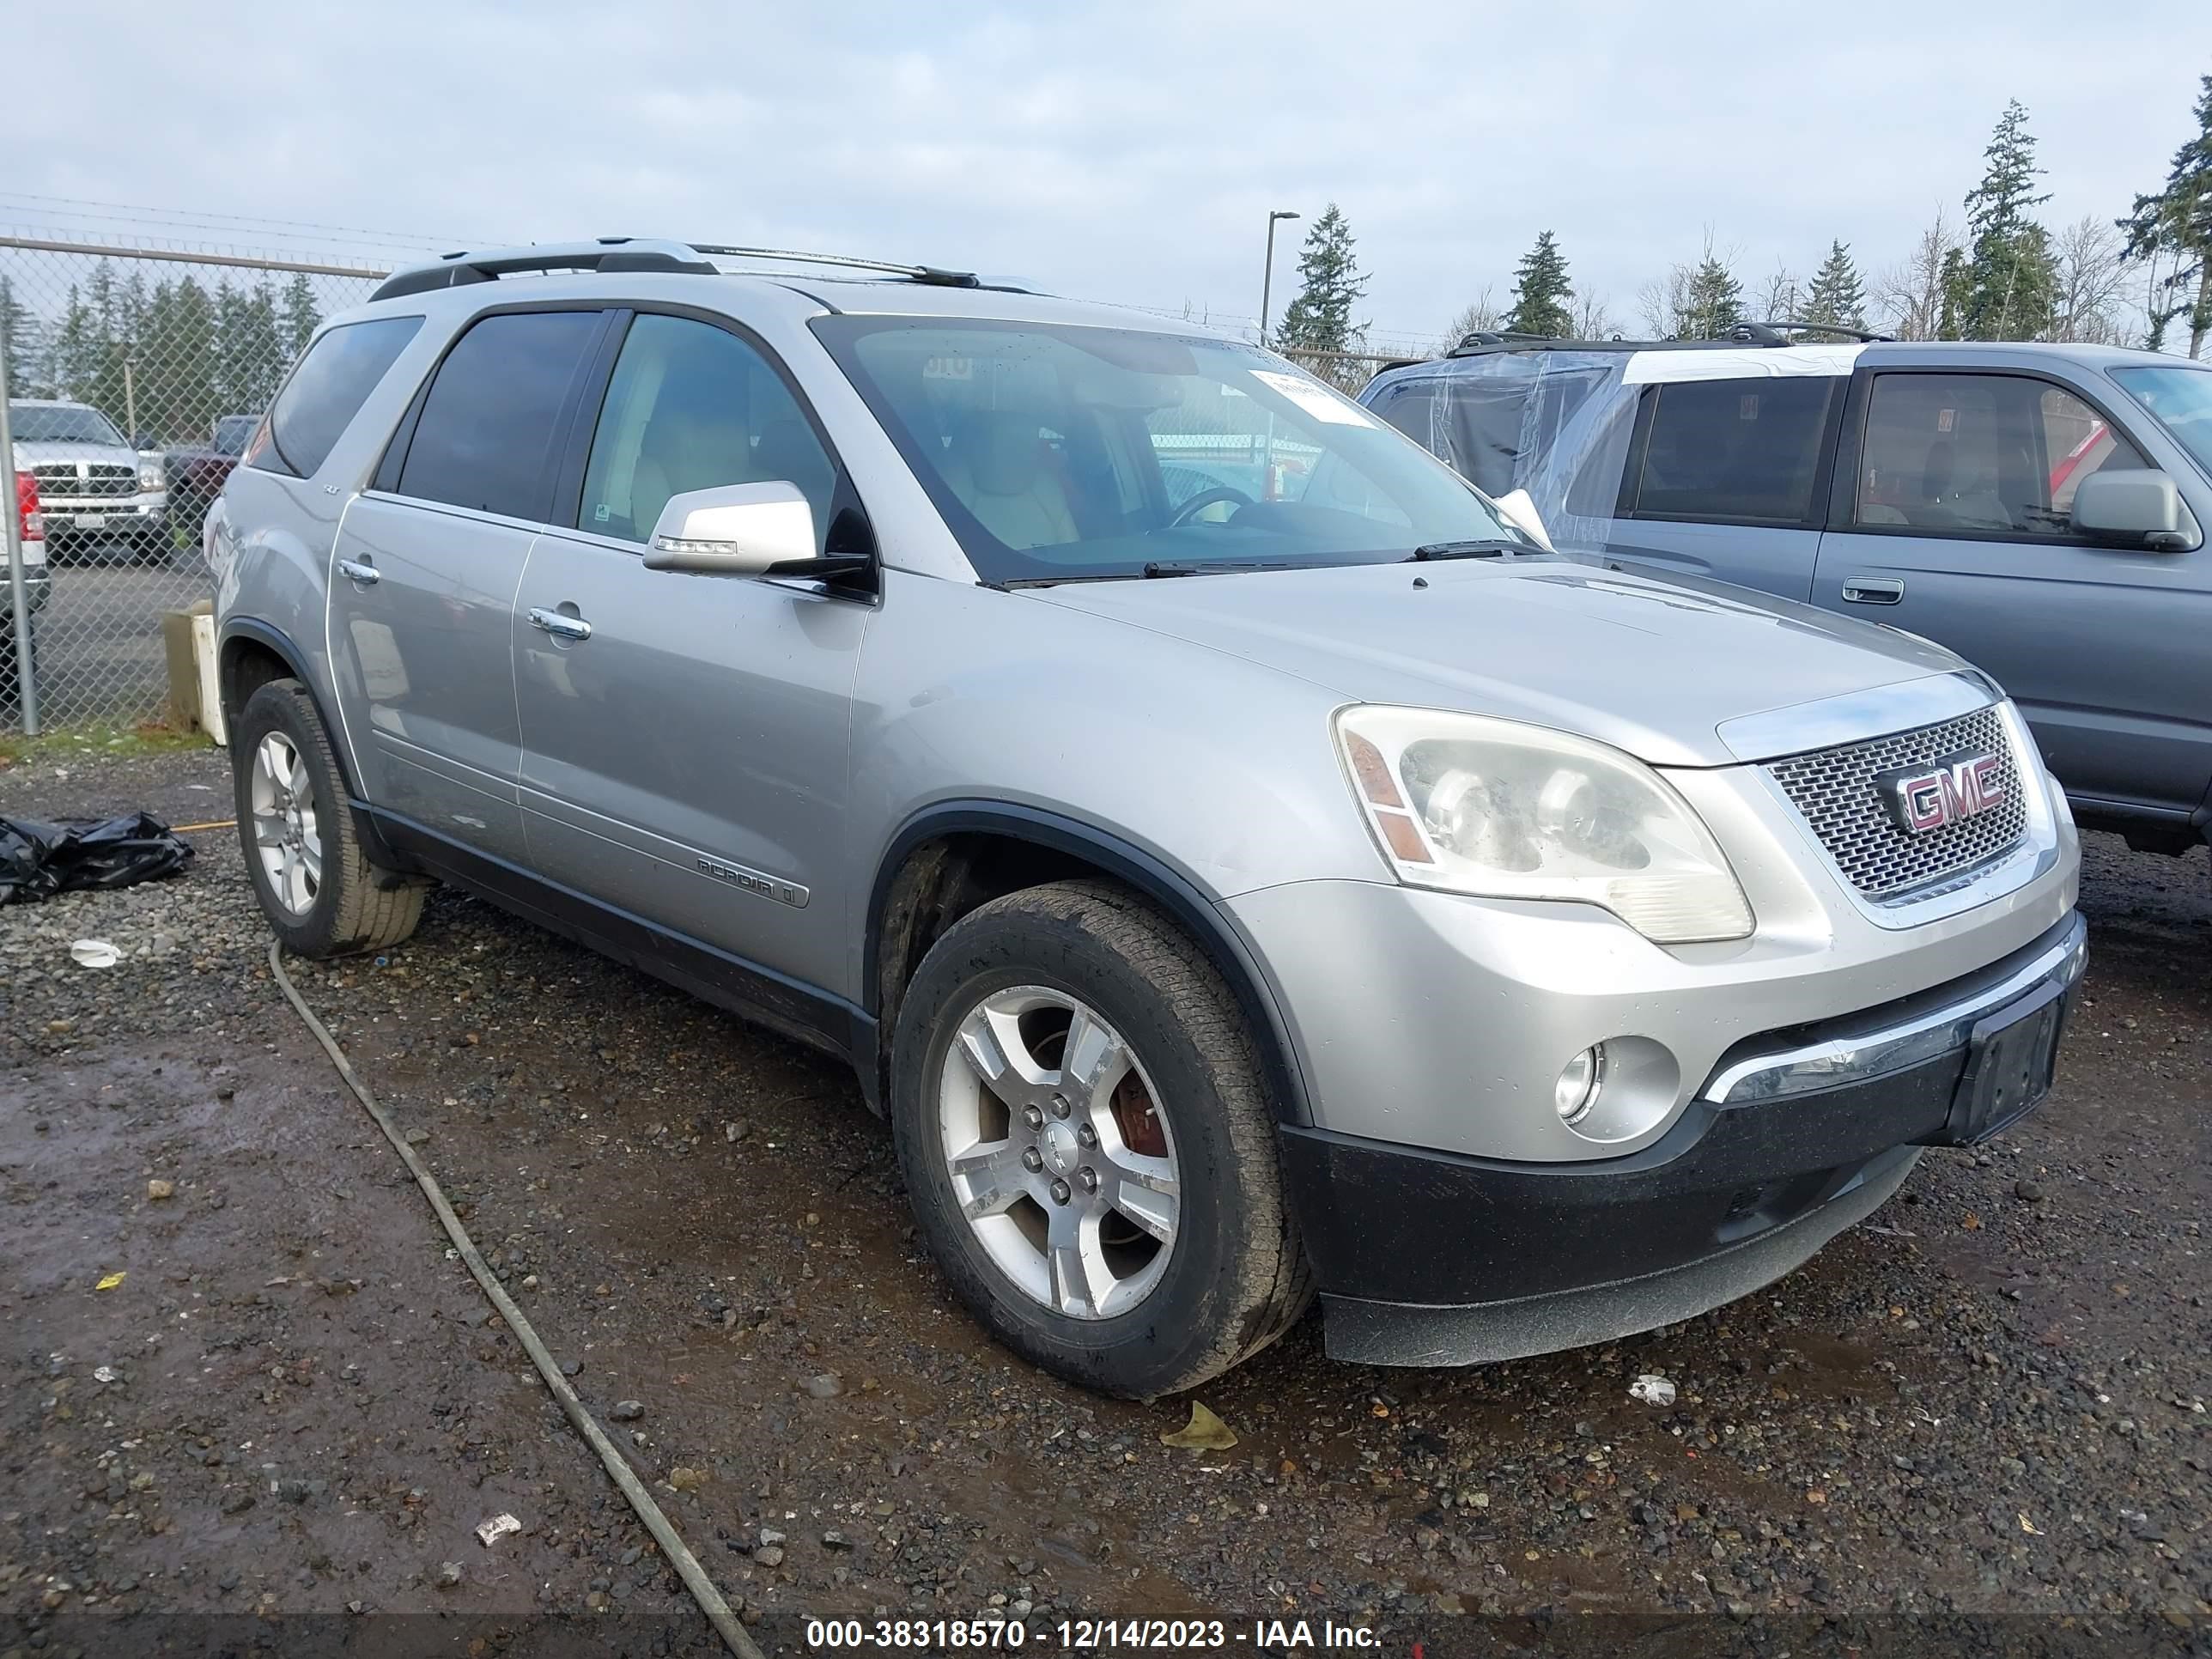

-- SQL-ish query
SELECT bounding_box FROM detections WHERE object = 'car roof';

[355,238,1244,343]
[1377,335,2195,385]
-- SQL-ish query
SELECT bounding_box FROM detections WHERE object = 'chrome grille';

[1766,707,2028,901]
[32,463,137,498]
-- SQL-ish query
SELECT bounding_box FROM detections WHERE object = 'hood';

[12,439,142,470]
[1028,556,1970,768]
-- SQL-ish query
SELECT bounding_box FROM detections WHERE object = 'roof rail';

[1430,318,1893,364]
[1734,318,1896,343]
[369,236,994,304]
[688,244,984,289]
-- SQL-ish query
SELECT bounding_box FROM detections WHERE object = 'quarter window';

[395,310,605,521]
[255,315,422,479]
[1854,373,2148,538]
[1630,376,1836,524]
[577,313,838,548]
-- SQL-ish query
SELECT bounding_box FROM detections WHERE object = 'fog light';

[1554,1045,1606,1125]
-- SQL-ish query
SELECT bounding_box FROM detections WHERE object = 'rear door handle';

[337,557,380,586]
[1840,577,1904,605]
[528,606,592,641]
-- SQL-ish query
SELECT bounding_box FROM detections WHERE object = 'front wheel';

[891,880,1310,1397]
[231,678,428,957]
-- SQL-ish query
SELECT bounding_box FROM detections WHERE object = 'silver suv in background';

[8,398,169,562]
[210,240,2083,1395]
[1364,335,2212,862]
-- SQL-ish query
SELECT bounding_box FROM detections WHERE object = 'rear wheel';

[231,678,428,957]
[891,880,1310,1397]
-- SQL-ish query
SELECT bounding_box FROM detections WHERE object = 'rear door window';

[1630,376,1836,524]
[1853,373,2148,538]
[394,310,605,521]
[253,315,422,478]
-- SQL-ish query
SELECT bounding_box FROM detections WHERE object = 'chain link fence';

[2,236,388,732]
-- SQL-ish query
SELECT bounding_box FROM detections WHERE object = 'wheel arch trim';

[219,617,405,872]
[865,799,1314,1127]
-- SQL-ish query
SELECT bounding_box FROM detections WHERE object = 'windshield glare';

[9,403,125,446]
[814,319,1525,581]
[2112,365,2212,482]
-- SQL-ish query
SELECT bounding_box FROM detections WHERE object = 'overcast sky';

[9,0,2208,349]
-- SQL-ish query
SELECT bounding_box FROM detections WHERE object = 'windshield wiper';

[1139,560,1295,578]
[995,560,1299,590]
[1407,538,1527,562]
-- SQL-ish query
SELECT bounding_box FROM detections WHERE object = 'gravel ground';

[2,745,2207,1657]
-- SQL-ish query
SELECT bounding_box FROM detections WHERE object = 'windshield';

[2111,365,2212,482]
[812,318,1528,582]
[9,403,125,446]
[213,415,258,456]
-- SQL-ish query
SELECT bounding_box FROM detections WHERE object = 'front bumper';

[1280,910,2087,1364]
[39,492,167,536]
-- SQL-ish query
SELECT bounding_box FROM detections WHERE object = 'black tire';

[231,678,428,957]
[891,879,1310,1397]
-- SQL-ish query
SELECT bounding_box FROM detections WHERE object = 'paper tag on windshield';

[1249,369,1379,428]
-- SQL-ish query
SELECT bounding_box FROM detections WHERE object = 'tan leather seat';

[945,411,1077,549]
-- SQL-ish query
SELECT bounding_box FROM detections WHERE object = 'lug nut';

[1021,1148,1043,1172]
[1075,1123,1098,1149]
[1049,1095,1072,1119]
[1049,1178,1072,1206]
[1022,1105,1045,1130]
[1076,1167,1098,1194]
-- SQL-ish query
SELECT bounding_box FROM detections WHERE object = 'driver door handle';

[1841,577,1904,605]
[337,557,380,586]
[528,606,592,641]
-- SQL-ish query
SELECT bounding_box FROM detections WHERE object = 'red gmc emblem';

[1876,749,2007,835]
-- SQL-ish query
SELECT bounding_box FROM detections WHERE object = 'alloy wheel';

[248,731,323,916]
[935,985,1180,1320]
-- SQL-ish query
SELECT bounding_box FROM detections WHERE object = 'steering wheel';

[1168,485,1256,527]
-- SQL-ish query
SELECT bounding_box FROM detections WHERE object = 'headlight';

[137,460,163,491]
[1334,706,1754,944]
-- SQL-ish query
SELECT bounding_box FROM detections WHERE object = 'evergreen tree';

[0,277,40,393]
[138,277,218,441]
[279,273,322,360]
[215,281,289,416]
[1937,246,1972,339]
[1802,240,1867,330]
[1504,230,1574,338]
[2119,72,2212,358]
[1275,203,1367,356]
[1679,252,1742,338]
[1959,100,2057,341]
[47,285,104,404]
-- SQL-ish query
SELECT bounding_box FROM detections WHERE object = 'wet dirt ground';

[3,745,2207,1657]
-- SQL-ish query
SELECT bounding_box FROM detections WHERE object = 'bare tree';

[1437,286,1504,353]
[1755,262,1802,325]
[1571,288,1622,340]
[1873,208,1959,341]
[2050,215,2130,343]
[1638,267,1691,337]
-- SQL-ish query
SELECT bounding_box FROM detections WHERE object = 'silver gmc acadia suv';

[209,239,2085,1397]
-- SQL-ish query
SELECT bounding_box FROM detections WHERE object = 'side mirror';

[2070,469,2195,551]
[643,483,819,576]
[133,434,158,453]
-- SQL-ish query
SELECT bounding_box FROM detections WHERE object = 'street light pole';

[1258,209,1300,349]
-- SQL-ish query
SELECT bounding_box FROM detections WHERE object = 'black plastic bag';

[0,812,196,905]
